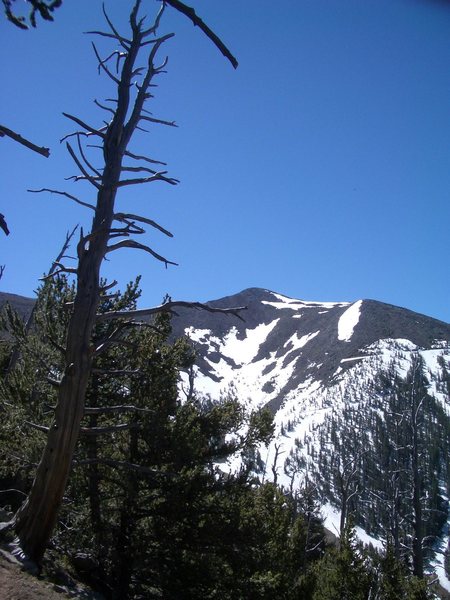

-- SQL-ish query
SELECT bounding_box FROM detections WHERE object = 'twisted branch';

[106,239,177,267]
[97,300,247,323]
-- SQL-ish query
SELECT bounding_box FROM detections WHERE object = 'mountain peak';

[171,288,450,410]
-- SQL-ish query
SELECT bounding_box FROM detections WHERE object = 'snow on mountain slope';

[2,287,450,587]
[173,288,449,410]
[338,300,362,341]
[172,288,450,587]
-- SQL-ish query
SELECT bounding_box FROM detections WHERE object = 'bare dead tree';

[332,452,365,536]
[3,0,242,565]
[271,442,284,487]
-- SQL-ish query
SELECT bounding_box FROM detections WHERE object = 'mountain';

[170,288,450,592]
[2,287,450,591]
[0,292,35,321]
[171,287,449,409]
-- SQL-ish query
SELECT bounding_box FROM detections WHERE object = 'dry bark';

[7,0,239,565]
[11,2,175,563]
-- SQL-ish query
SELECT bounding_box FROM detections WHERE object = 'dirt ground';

[0,551,71,599]
[0,549,103,599]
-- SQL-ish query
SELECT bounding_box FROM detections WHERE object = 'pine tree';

[311,525,372,600]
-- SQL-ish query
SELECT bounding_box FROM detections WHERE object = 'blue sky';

[1,0,449,322]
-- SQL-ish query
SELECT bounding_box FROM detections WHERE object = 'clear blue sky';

[1,0,449,323]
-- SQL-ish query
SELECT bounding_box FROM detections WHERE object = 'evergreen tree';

[372,539,432,600]
[310,525,372,600]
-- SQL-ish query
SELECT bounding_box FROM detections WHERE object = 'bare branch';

[0,488,27,498]
[139,115,177,128]
[124,149,166,166]
[94,99,115,115]
[106,239,177,267]
[40,267,77,280]
[80,423,138,436]
[0,214,10,236]
[142,1,165,37]
[0,123,50,157]
[114,212,173,237]
[24,421,49,434]
[123,33,175,145]
[129,0,145,33]
[91,368,140,376]
[52,225,79,271]
[164,0,238,69]
[86,29,126,43]
[61,126,108,144]
[91,42,121,84]
[116,172,179,187]
[66,142,102,189]
[108,223,145,237]
[84,405,154,415]
[134,124,150,134]
[94,323,131,355]
[154,55,169,72]
[101,3,131,50]
[76,134,102,178]
[100,280,118,292]
[97,300,247,323]
[62,113,106,139]
[121,165,157,175]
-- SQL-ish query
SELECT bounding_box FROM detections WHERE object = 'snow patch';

[321,504,383,550]
[284,330,320,352]
[221,320,279,365]
[184,327,212,343]
[340,356,367,363]
[338,300,362,342]
[263,299,349,310]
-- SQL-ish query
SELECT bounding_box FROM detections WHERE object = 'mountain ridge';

[169,288,450,592]
[1,287,450,590]
[169,288,450,411]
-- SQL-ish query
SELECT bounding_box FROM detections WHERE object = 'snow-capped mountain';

[171,288,450,591]
[2,287,450,590]
[171,287,449,411]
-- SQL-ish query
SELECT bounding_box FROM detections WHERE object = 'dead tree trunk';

[12,3,177,563]
[13,153,121,561]
[8,0,240,566]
